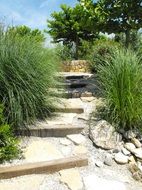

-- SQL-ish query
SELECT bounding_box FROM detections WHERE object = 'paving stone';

[73,145,88,155]
[0,175,44,190]
[24,139,63,162]
[59,169,83,190]
[83,174,126,190]
[67,134,86,145]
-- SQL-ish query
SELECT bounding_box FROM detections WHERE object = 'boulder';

[89,120,121,150]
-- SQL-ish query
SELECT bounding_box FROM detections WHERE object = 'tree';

[47,4,99,59]
[8,25,45,43]
[92,0,142,47]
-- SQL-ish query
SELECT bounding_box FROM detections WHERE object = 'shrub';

[97,49,142,130]
[89,40,120,72]
[0,104,20,163]
[0,26,60,128]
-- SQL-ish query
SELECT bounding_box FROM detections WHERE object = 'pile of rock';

[63,60,89,72]
[89,120,142,182]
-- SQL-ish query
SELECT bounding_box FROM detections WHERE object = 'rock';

[128,156,136,164]
[114,152,128,164]
[94,160,104,168]
[73,145,88,155]
[132,148,142,159]
[59,169,83,190]
[104,154,113,166]
[89,120,122,150]
[129,163,142,182]
[81,91,92,97]
[60,139,72,146]
[137,161,142,172]
[122,147,131,156]
[124,143,136,153]
[123,130,137,140]
[67,134,86,145]
[83,174,126,190]
[131,138,141,148]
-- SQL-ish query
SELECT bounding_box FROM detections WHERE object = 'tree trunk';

[75,36,79,60]
[125,30,130,48]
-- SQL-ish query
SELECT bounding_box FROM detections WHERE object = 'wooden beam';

[0,156,88,179]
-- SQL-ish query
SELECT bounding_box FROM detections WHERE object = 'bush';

[89,40,120,72]
[0,104,20,163]
[97,49,142,130]
[0,26,60,128]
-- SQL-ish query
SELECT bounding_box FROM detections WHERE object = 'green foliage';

[47,3,98,59]
[81,0,142,47]
[8,25,45,43]
[0,26,60,128]
[97,50,142,130]
[88,39,120,72]
[0,104,20,163]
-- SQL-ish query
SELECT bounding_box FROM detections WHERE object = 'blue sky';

[0,0,77,30]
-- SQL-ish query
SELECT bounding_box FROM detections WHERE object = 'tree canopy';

[81,0,142,47]
[8,25,45,43]
[47,4,99,59]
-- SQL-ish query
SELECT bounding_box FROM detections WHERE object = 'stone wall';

[63,60,89,72]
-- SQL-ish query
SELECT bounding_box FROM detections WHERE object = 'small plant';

[98,49,142,131]
[0,104,20,163]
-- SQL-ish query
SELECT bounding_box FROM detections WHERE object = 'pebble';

[124,143,136,153]
[131,138,141,148]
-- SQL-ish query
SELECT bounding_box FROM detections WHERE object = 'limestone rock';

[114,152,128,164]
[59,169,83,190]
[73,145,88,155]
[67,134,86,145]
[60,139,72,146]
[123,130,137,140]
[80,97,95,102]
[132,148,142,159]
[89,120,121,150]
[124,143,136,153]
[83,174,126,190]
[131,138,141,148]
[122,147,131,156]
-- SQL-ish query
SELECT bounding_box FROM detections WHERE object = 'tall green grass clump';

[88,40,120,73]
[0,26,59,128]
[98,49,142,130]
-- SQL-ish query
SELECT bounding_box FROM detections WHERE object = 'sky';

[0,0,77,30]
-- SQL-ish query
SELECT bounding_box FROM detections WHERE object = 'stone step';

[17,124,84,137]
[59,72,92,80]
[57,81,88,89]
[56,98,84,113]
[0,156,88,179]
